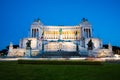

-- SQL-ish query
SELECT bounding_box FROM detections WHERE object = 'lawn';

[0,61,120,80]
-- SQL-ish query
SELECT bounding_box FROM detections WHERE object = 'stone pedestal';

[59,35,63,40]
[88,50,93,57]
[25,47,31,57]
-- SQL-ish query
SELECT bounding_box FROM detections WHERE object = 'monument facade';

[8,18,113,57]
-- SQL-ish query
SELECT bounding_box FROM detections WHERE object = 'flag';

[40,31,44,40]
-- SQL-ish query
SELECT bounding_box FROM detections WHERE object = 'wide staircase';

[38,51,81,58]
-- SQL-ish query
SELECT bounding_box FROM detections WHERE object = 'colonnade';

[43,31,81,40]
[82,28,92,38]
[31,28,39,38]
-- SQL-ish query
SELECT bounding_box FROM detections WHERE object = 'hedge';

[18,60,102,65]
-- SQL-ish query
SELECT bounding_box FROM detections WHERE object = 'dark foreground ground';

[0,61,120,80]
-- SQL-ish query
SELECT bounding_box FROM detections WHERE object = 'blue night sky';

[0,0,120,50]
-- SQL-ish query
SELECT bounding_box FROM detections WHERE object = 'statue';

[59,28,62,35]
[87,39,93,50]
[82,18,88,22]
[25,40,32,57]
[59,28,63,40]
[26,40,31,48]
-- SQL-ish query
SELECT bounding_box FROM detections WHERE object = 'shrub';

[18,60,102,65]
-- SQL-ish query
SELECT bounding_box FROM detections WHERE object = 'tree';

[6,45,19,49]
[0,49,8,56]
[103,44,120,54]
[0,44,19,56]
